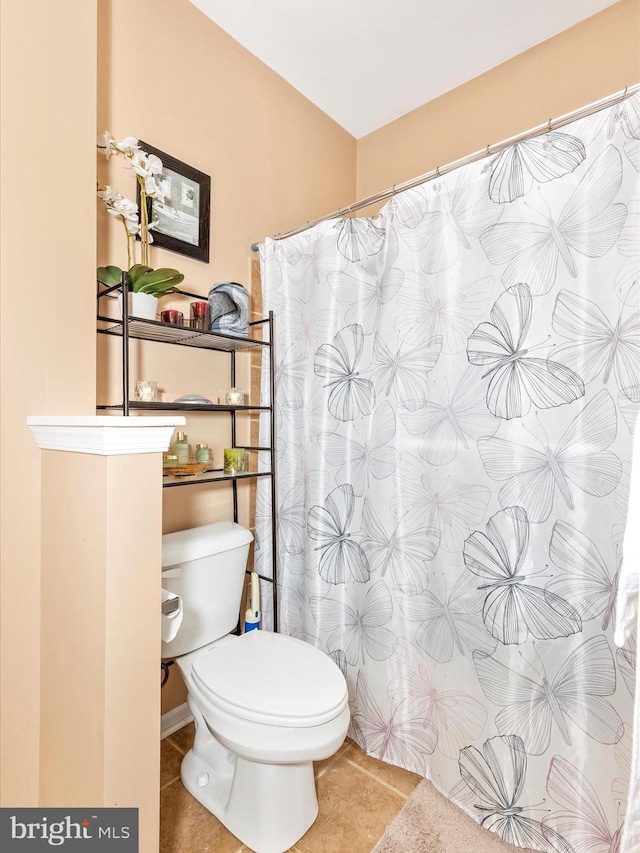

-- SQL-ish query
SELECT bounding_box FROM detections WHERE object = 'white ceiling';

[189,0,619,138]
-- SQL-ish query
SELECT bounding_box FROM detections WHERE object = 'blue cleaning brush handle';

[244,608,260,632]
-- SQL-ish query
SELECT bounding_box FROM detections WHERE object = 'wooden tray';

[163,461,209,477]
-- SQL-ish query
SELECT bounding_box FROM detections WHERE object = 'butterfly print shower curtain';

[256,93,639,853]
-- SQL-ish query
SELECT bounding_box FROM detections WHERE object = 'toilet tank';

[161,521,254,658]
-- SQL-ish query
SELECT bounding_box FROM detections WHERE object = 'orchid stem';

[121,216,132,270]
[138,176,149,266]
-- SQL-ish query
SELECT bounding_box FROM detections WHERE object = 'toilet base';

[181,706,319,853]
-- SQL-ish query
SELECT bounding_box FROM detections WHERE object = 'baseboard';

[161,702,193,740]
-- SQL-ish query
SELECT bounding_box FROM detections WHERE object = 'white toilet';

[161,521,350,853]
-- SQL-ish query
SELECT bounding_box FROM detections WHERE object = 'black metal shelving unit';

[97,281,278,630]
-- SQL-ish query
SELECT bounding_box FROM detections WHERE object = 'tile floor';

[160,723,422,853]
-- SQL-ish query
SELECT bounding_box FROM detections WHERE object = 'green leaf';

[133,268,184,295]
[128,264,152,288]
[96,265,123,286]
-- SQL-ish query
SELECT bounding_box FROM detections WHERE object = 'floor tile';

[346,744,423,797]
[313,736,353,778]
[160,739,184,789]
[167,721,195,754]
[295,758,405,853]
[160,780,243,853]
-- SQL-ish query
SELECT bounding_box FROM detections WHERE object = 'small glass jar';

[195,443,210,463]
[163,454,178,469]
[225,387,244,405]
[134,380,158,402]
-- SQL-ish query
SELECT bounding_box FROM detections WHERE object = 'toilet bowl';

[176,631,350,853]
[161,521,350,853]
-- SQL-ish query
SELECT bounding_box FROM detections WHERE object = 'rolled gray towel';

[208,291,236,322]
[208,282,250,337]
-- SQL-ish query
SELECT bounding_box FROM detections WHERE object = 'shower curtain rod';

[250,82,639,251]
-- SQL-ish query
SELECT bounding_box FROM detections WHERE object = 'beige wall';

[357,0,640,200]
[0,0,98,806]
[97,0,356,534]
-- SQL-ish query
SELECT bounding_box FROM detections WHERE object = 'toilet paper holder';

[162,595,181,615]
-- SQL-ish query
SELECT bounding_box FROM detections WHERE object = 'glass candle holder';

[225,387,245,405]
[134,380,158,402]
[190,301,211,331]
[160,309,184,325]
[223,448,245,475]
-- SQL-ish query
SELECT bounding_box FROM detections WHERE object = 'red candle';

[161,309,183,325]
[190,301,211,330]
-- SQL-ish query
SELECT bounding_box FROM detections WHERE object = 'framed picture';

[138,141,210,263]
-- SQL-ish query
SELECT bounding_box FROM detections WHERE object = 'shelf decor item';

[134,380,158,402]
[209,282,249,336]
[223,448,245,475]
[190,301,211,330]
[225,387,244,405]
[195,443,211,463]
[137,140,210,264]
[162,460,209,477]
[96,132,185,316]
[160,309,184,325]
[172,431,190,464]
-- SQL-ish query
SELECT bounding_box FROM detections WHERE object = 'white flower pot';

[117,291,159,321]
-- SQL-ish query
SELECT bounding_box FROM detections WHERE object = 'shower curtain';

[256,93,639,853]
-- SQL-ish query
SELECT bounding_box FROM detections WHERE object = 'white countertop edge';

[27,415,186,455]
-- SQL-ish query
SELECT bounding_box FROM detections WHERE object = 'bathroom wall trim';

[27,415,186,455]
[161,702,193,740]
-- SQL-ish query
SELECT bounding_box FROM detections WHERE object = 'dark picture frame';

[138,141,210,263]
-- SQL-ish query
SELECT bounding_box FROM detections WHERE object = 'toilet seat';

[191,630,348,728]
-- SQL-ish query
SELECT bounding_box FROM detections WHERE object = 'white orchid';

[97,186,140,265]
[107,196,139,223]
[96,130,183,295]
[130,150,162,179]
[96,184,122,203]
[97,131,139,159]
[114,136,139,156]
[97,131,167,266]
[128,151,165,201]
[97,131,115,158]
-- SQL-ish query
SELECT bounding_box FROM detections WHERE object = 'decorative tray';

[162,462,210,477]
[173,394,215,404]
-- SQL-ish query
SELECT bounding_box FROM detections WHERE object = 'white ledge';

[27,416,186,456]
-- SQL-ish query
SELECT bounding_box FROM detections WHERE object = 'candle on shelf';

[134,380,158,402]
[223,448,245,474]
[160,309,184,325]
[225,387,244,405]
[190,301,211,331]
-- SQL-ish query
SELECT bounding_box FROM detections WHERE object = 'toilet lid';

[191,631,348,727]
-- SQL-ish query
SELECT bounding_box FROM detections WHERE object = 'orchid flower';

[114,136,139,156]
[97,131,168,266]
[130,150,162,180]
[96,185,121,203]
[97,132,139,159]
[96,131,115,158]
[106,196,139,223]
